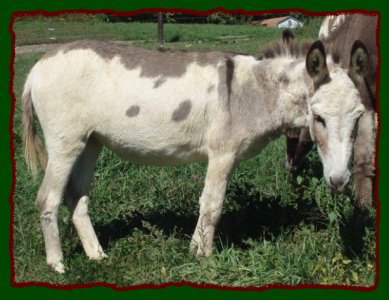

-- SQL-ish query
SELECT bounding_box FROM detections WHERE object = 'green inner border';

[1,0,386,299]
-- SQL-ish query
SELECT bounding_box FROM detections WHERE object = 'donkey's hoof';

[194,246,212,260]
[88,251,108,261]
[284,159,297,172]
[189,240,212,259]
[189,241,199,255]
[284,159,293,170]
[51,262,66,274]
[98,252,108,260]
[195,247,212,260]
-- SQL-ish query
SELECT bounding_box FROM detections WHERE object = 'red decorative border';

[8,7,381,292]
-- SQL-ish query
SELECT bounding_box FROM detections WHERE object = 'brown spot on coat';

[126,105,140,117]
[207,85,215,93]
[172,100,192,122]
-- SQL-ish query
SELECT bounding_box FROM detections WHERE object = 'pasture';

[12,15,376,287]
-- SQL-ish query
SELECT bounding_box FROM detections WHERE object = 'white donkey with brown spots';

[22,39,368,273]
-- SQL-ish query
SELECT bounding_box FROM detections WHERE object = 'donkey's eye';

[314,115,326,127]
[351,122,358,139]
[351,114,362,138]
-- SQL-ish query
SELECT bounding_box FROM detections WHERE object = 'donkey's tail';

[22,76,47,178]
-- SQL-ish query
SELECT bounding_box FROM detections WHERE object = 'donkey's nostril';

[329,174,350,192]
[330,176,343,187]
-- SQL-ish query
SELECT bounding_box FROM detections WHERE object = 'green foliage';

[12,18,376,287]
[290,13,314,23]
[207,13,242,25]
[292,16,325,40]
[164,13,177,24]
[15,13,109,23]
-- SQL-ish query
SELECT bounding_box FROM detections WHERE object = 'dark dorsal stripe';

[226,58,234,101]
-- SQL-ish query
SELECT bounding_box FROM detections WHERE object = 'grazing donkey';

[22,39,368,273]
[285,15,378,206]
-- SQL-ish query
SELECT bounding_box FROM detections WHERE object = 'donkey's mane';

[259,40,313,60]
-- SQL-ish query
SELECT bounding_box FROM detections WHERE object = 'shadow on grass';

[216,182,327,250]
[90,177,375,260]
[87,148,375,259]
[93,181,329,253]
[340,206,376,258]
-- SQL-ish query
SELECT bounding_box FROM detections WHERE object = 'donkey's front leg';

[190,152,236,258]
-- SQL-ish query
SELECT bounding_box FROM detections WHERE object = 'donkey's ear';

[282,29,295,44]
[348,40,369,83]
[306,40,329,87]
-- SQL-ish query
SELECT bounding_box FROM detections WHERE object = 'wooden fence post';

[157,12,164,46]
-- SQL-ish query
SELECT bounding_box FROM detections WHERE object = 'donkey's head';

[305,40,369,192]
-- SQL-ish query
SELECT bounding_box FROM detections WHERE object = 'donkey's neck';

[253,57,311,131]
[226,55,311,159]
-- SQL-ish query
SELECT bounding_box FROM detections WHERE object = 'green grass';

[12,17,376,287]
[13,16,323,54]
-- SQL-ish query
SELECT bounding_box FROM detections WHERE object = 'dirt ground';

[15,43,60,54]
[15,40,136,55]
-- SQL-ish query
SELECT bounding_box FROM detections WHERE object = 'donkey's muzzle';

[329,173,350,193]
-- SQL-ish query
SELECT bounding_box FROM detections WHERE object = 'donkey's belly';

[112,145,207,166]
[93,121,208,166]
[97,136,208,166]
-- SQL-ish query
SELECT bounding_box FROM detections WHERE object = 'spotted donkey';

[22,39,369,272]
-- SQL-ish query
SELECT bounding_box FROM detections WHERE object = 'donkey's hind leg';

[36,138,88,273]
[63,137,106,260]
